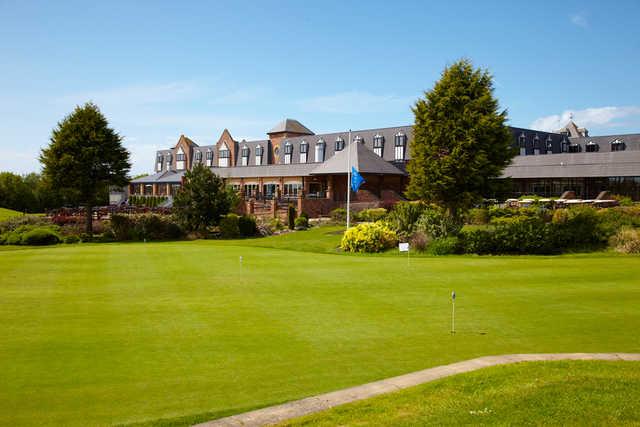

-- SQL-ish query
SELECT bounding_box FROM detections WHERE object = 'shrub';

[219,214,240,238]
[416,206,462,239]
[554,206,604,249]
[63,234,80,244]
[340,222,398,253]
[294,216,309,230]
[460,228,495,254]
[238,215,257,237]
[611,194,634,207]
[269,217,285,231]
[330,208,347,223]
[20,227,60,245]
[108,213,182,241]
[409,231,430,252]
[609,227,640,253]
[109,214,133,240]
[288,205,296,230]
[427,237,460,255]
[257,223,274,237]
[358,208,387,222]
[0,215,50,234]
[386,202,427,238]
[466,208,489,225]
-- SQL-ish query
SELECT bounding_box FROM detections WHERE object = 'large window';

[533,135,540,155]
[518,133,526,156]
[335,137,345,151]
[255,145,263,165]
[546,136,554,154]
[300,141,308,163]
[176,148,186,170]
[156,155,163,171]
[165,154,172,170]
[284,142,293,164]
[611,139,626,152]
[373,134,384,157]
[586,141,599,152]
[568,144,582,153]
[218,144,230,167]
[206,150,213,166]
[394,132,407,161]
[315,139,325,162]
[284,183,302,198]
[241,146,249,166]
[195,151,202,161]
[243,183,259,198]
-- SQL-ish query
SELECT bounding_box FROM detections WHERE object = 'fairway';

[1,230,639,426]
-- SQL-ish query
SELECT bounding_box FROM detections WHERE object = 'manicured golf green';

[0,207,23,221]
[1,227,639,426]
[281,361,640,426]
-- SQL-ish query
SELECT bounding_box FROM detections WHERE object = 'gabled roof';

[268,119,314,135]
[311,140,406,175]
[176,134,198,147]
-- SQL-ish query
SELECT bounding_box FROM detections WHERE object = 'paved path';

[195,353,640,427]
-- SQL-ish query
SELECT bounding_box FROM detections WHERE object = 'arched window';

[284,142,293,164]
[300,140,308,163]
[176,147,186,170]
[218,143,230,167]
[394,132,407,161]
[255,145,263,165]
[316,138,326,162]
[373,134,384,157]
[335,137,345,151]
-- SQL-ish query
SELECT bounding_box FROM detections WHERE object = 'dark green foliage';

[63,235,81,244]
[238,215,257,237]
[0,172,62,213]
[20,228,61,245]
[415,206,463,239]
[0,215,50,234]
[294,216,309,230]
[386,202,427,238]
[219,214,240,238]
[173,164,232,232]
[288,204,296,230]
[466,208,489,225]
[330,208,347,223]
[40,103,131,234]
[427,237,460,255]
[108,214,182,241]
[407,59,515,216]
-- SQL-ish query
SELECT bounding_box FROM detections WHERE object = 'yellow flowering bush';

[340,221,398,253]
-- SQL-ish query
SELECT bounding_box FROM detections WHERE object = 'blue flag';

[351,166,365,192]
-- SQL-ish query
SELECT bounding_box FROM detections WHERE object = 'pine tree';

[406,59,515,218]
[40,103,130,234]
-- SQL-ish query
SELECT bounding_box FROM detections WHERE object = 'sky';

[1,0,639,175]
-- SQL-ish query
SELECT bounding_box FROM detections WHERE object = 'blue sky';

[1,0,639,175]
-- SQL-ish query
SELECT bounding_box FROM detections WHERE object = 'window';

[394,132,407,161]
[176,148,186,170]
[300,141,308,163]
[219,144,230,167]
[206,150,213,166]
[561,138,569,153]
[195,151,202,161]
[255,145,263,165]
[284,183,303,198]
[156,155,163,171]
[315,138,325,162]
[165,154,172,170]
[243,183,259,198]
[241,146,249,166]
[611,139,626,152]
[546,136,554,154]
[518,133,526,155]
[586,141,599,152]
[353,135,363,144]
[284,142,293,164]
[533,135,540,154]
[568,144,582,153]
[373,134,384,157]
[335,137,345,151]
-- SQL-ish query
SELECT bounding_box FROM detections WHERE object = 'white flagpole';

[346,129,352,229]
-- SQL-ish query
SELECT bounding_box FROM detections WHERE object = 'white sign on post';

[399,242,409,252]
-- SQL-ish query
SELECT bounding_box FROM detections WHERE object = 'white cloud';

[570,12,588,28]
[298,91,415,114]
[530,106,640,132]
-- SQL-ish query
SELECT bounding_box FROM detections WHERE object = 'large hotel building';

[128,118,640,215]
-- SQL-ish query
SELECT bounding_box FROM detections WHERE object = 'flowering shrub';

[610,227,640,254]
[340,222,398,253]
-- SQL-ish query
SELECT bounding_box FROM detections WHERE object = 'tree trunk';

[85,204,93,236]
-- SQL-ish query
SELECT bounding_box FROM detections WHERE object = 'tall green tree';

[406,59,515,217]
[40,103,130,234]
[173,163,234,232]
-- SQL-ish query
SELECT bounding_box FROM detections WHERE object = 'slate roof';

[130,170,184,183]
[268,119,314,135]
[310,140,406,175]
[211,163,318,178]
[503,151,640,178]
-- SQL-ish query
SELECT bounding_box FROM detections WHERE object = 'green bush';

[238,215,257,237]
[611,194,634,207]
[63,235,80,244]
[358,208,387,222]
[288,205,296,230]
[553,206,604,249]
[219,214,240,238]
[466,208,489,225]
[427,237,460,255]
[340,222,398,253]
[109,213,182,241]
[330,208,347,223]
[416,206,462,239]
[609,227,640,254]
[386,202,427,238]
[294,216,309,230]
[0,215,50,234]
[20,227,60,245]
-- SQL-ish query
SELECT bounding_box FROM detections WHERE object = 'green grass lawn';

[0,207,25,221]
[281,361,640,426]
[0,228,639,426]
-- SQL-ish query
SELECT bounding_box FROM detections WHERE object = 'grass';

[0,228,639,426]
[281,361,640,426]
[0,207,25,221]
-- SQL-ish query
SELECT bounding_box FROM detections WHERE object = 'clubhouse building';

[128,118,640,215]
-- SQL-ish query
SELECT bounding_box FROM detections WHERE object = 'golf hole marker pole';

[451,290,456,334]
[398,242,410,266]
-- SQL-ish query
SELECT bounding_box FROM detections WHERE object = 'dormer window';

[533,135,540,155]
[611,139,626,152]
[518,133,526,155]
[561,138,569,153]
[373,134,384,157]
[284,142,293,164]
[218,143,230,167]
[240,146,250,166]
[568,143,582,153]
[546,136,554,154]
[165,154,172,170]
[255,145,264,165]
[353,135,363,144]
[300,141,308,163]
[206,150,213,166]
[335,137,345,151]
[316,138,326,162]
[176,147,186,170]
[586,141,599,153]
[156,155,163,171]
[195,151,202,162]
[394,132,407,161]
